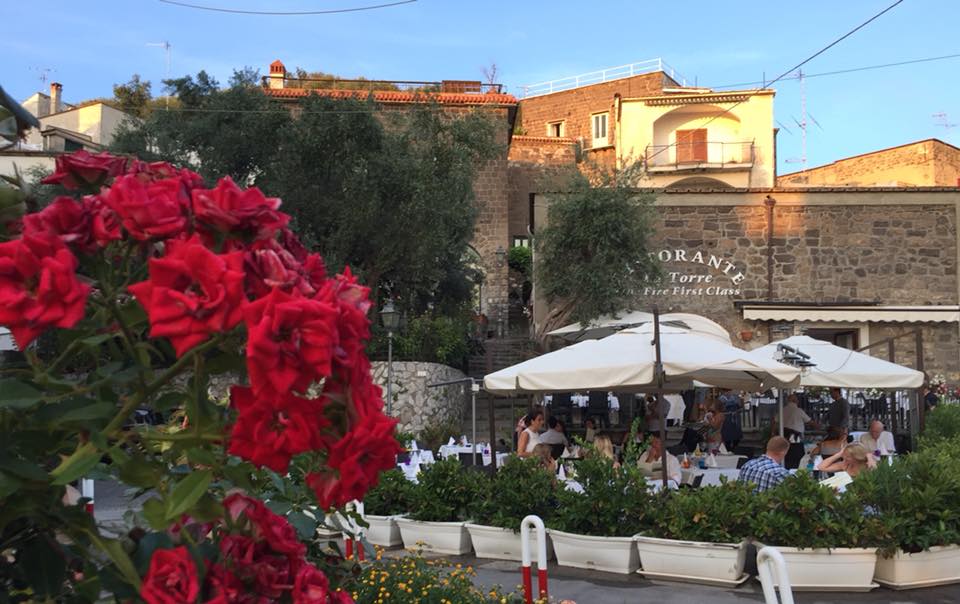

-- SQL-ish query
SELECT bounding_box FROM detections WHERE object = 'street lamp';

[380,298,400,416]
[495,246,506,338]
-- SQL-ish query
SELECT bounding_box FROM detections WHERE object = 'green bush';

[395,314,471,366]
[474,456,558,531]
[920,403,960,448]
[550,454,651,537]
[848,445,960,555]
[507,245,532,276]
[646,481,757,544]
[751,472,888,549]
[416,420,463,453]
[363,469,416,517]
[409,459,487,522]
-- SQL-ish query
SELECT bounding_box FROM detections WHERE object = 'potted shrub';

[636,481,755,586]
[751,472,884,591]
[363,469,416,547]
[547,454,651,574]
[395,458,487,554]
[849,441,960,589]
[467,456,558,561]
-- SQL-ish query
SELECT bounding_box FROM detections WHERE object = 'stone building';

[778,138,960,187]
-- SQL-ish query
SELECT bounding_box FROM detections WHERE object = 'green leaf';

[0,472,23,499]
[186,447,217,466]
[132,532,174,575]
[118,457,163,489]
[0,455,48,482]
[57,400,117,423]
[266,500,293,516]
[49,443,101,485]
[142,498,167,530]
[83,529,141,589]
[0,379,43,409]
[222,463,254,491]
[189,493,224,523]
[165,470,213,521]
[20,536,67,597]
[80,332,120,347]
[153,390,187,412]
[287,510,319,540]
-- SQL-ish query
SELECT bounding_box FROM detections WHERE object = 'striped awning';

[741,304,960,323]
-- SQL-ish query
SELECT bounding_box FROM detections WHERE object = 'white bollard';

[80,478,95,515]
[520,515,548,604]
[757,546,794,604]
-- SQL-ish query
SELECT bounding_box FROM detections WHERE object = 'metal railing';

[521,58,686,98]
[263,75,504,94]
[645,140,755,170]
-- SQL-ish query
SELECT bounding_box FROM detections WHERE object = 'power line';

[156,0,416,15]
[710,52,960,90]
[645,0,905,164]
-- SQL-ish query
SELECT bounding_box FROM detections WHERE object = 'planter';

[465,523,554,562]
[874,545,960,589]
[635,535,749,587]
[395,517,472,555]
[364,514,402,547]
[548,529,638,574]
[755,543,878,591]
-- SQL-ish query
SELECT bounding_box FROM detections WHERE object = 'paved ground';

[94,481,960,603]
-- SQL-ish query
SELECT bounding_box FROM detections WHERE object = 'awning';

[740,304,960,324]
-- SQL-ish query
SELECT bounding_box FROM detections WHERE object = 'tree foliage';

[111,72,501,326]
[112,74,152,118]
[535,163,661,334]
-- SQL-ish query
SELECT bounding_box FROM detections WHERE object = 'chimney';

[268,60,286,90]
[50,82,62,113]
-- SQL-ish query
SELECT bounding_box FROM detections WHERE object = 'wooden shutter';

[676,129,707,162]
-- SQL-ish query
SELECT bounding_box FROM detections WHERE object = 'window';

[547,121,564,137]
[512,236,530,248]
[591,113,608,146]
[676,128,707,162]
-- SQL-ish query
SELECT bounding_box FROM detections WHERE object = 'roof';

[511,135,576,145]
[626,88,774,106]
[41,99,127,119]
[779,138,960,179]
[263,87,517,106]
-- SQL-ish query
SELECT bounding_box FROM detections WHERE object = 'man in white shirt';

[859,420,896,454]
[778,394,816,438]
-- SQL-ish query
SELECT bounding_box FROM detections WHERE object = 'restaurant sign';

[643,248,746,296]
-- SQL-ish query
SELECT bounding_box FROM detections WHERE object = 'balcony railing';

[644,140,755,171]
[521,58,687,98]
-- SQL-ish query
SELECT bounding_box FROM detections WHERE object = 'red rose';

[86,195,122,247]
[103,174,188,240]
[0,231,90,348]
[307,412,400,508]
[127,160,206,191]
[221,493,306,559]
[243,239,316,299]
[193,177,289,241]
[21,196,95,252]
[204,563,245,604]
[42,150,127,190]
[315,268,371,371]
[128,235,245,356]
[278,228,309,262]
[140,546,200,604]
[292,564,334,604]
[244,288,338,397]
[227,386,327,474]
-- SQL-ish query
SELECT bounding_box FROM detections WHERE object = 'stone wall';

[370,361,468,434]
[506,136,578,240]
[778,139,960,187]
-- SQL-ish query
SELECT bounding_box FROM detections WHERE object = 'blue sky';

[5,0,959,173]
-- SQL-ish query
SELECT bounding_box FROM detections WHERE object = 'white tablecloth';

[680,467,741,487]
[563,478,677,493]
[439,444,485,459]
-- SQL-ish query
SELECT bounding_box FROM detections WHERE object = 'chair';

[732,445,755,458]
[680,474,704,489]
[396,451,411,464]
[458,452,479,467]
[550,392,575,425]
[736,456,750,469]
[784,443,806,470]
[549,444,566,460]
[584,391,609,428]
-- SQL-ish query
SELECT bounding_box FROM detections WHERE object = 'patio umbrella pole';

[652,306,669,489]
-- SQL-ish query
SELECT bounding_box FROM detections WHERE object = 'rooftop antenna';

[784,69,820,180]
[30,67,53,86]
[146,41,172,108]
[933,112,957,135]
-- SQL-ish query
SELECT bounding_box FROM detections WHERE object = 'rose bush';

[0,150,400,601]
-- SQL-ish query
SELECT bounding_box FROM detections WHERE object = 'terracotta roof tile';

[263,87,517,106]
[511,135,576,144]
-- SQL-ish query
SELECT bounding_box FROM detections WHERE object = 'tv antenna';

[30,67,54,86]
[783,69,825,179]
[933,112,957,134]
[147,41,172,108]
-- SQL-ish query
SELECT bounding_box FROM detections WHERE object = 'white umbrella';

[547,311,733,344]
[485,321,800,394]
[750,335,924,388]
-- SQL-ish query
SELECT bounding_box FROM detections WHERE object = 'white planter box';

[874,545,960,589]
[465,523,554,562]
[635,536,748,586]
[364,514,402,547]
[755,543,878,591]
[395,518,472,555]
[548,529,639,574]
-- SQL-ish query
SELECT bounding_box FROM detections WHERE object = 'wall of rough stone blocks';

[506,136,578,241]
[370,361,467,434]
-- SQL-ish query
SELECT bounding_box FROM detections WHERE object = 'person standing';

[778,394,817,439]
[517,410,544,458]
[827,388,850,430]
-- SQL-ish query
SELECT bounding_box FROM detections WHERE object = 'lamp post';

[495,245,506,338]
[380,298,400,416]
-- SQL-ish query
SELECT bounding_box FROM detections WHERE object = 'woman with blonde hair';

[532,443,557,474]
[592,433,620,469]
[816,442,875,478]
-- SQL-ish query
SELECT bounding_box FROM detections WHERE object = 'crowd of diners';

[511,386,899,491]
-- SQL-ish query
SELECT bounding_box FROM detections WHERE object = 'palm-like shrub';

[550,454,651,536]
[647,480,757,543]
[473,456,558,530]
[364,469,416,517]
[409,459,488,522]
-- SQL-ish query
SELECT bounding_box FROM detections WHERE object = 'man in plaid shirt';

[738,436,791,492]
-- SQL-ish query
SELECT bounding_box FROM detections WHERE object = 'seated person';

[539,416,569,447]
[591,434,620,470]
[738,436,791,492]
[858,420,896,455]
[583,418,597,443]
[532,443,557,474]
[810,426,847,457]
[817,442,875,478]
[636,433,681,483]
